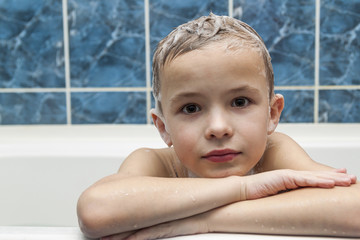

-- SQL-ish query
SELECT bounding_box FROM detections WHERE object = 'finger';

[350,174,357,184]
[313,172,355,187]
[286,171,351,189]
[333,168,347,173]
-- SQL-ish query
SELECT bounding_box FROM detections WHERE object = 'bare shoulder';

[257,132,334,172]
[118,147,181,178]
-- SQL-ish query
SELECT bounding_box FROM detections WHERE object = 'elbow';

[77,190,104,239]
[77,188,123,239]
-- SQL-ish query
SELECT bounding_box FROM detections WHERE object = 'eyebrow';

[228,85,262,95]
[169,85,262,104]
[169,92,203,105]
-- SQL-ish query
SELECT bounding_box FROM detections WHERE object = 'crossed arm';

[77,133,359,239]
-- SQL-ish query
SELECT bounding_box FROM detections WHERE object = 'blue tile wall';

[0,0,359,124]
[233,0,316,86]
[0,0,65,88]
[71,91,146,124]
[320,0,360,86]
[0,92,66,124]
[319,90,360,123]
[277,90,314,123]
[68,0,146,88]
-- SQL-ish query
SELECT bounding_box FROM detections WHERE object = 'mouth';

[202,149,241,163]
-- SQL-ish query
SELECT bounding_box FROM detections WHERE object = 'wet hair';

[152,13,274,113]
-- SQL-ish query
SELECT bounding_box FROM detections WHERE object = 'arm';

[77,148,354,239]
[77,148,242,238]
[122,133,360,239]
[127,184,360,240]
[77,134,356,239]
[205,184,360,237]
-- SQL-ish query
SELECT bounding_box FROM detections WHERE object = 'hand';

[243,169,357,200]
[102,215,208,240]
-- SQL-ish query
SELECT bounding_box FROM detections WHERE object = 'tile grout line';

[144,0,151,125]
[314,0,321,124]
[62,0,72,125]
[228,0,233,17]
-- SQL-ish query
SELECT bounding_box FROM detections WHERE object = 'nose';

[205,110,234,140]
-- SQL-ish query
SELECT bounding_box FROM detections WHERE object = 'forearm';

[205,183,360,237]
[77,175,240,238]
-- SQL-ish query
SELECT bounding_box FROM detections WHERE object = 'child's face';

[153,43,282,178]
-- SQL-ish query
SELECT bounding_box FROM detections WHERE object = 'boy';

[77,14,359,239]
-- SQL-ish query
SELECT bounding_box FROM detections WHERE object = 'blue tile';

[319,90,360,123]
[320,0,360,85]
[71,91,147,124]
[233,0,315,86]
[277,90,314,123]
[0,92,66,124]
[68,0,146,87]
[0,0,65,88]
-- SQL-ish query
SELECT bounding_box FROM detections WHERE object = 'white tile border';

[62,0,72,125]
[314,0,321,123]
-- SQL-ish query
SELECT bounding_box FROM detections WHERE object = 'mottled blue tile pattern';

[0,0,65,88]
[68,0,146,87]
[71,92,146,124]
[0,92,66,124]
[320,0,360,85]
[277,90,314,123]
[234,0,316,86]
[319,90,360,123]
[0,0,359,124]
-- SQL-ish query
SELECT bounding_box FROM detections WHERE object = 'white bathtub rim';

[0,124,359,159]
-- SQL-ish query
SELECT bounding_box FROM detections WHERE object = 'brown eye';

[182,104,201,114]
[232,97,250,108]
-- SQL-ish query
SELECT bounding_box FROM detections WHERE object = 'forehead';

[161,43,267,89]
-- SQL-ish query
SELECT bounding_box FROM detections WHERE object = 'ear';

[267,94,284,135]
[151,109,173,147]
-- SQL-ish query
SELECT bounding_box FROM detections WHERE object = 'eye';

[231,97,250,108]
[182,104,201,114]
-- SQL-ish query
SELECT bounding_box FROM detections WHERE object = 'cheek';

[235,108,269,146]
[168,123,198,153]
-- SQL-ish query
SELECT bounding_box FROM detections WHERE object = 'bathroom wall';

[0,0,359,125]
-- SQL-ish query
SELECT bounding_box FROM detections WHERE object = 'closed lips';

[203,149,241,162]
